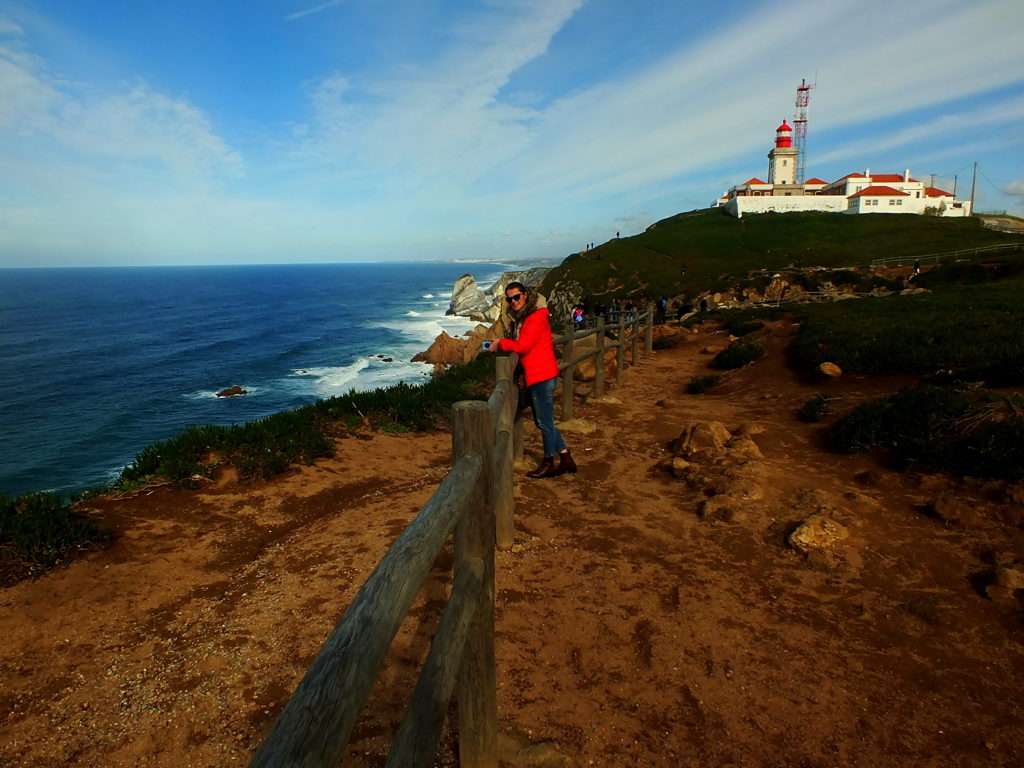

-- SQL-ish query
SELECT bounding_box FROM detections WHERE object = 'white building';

[716,122,971,218]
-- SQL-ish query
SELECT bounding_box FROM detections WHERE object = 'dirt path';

[2,324,1023,767]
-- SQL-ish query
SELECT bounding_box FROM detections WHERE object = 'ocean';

[0,262,514,498]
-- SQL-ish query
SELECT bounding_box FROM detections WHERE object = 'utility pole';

[953,174,958,197]
[929,173,935,189]
[969,161,978,215]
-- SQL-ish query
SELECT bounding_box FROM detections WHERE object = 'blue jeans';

[528,377,567,457]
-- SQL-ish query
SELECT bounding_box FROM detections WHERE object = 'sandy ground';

[2,323,1023,767]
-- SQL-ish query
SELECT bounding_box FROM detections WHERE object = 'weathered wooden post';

[493,357,515,550]
[645,303,654,354]
[452,402,497,768]
[631,310,640,365]
[562,314,575,420]
[615,310,625,382]
[594,317,606,398]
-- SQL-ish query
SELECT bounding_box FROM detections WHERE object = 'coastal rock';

[411,331,466,366]
[216,386,247,398]
[986,561,1024,607]
[446,274,491,320]
[487,268,551,300]
[672,421,732,460]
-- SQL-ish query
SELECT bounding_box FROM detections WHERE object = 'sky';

[1,0,1022,267]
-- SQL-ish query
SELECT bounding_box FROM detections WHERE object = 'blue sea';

[0,262,514,498]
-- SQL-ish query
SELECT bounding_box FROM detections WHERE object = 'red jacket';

[495,307,560,387]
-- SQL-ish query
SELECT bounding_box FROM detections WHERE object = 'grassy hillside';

[541,208,1023,301]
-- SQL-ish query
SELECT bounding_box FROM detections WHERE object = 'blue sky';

[1,0,1022,267]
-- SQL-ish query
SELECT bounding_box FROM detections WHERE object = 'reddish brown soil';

[2,323,1023,767]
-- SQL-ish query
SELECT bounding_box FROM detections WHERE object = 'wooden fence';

[552,304,654,420]
[251,357,518,768]
[869,241,1023,268]
[250,308,659,767]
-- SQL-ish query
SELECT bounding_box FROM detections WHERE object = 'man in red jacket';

[490,282,576,478]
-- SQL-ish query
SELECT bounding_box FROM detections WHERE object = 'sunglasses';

[505,293,524,304]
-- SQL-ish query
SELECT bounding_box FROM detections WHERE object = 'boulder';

[788,514,849,557]
[986,561,1024,607]
[672,421,732,460]
[818,362,843,378]
[726,434,764,461]
[765,276,789,302]
[216,385,247,398]
[923,495,978,527]
[447,274,491,319]
[670,456,691,477]
[412,331,467,365]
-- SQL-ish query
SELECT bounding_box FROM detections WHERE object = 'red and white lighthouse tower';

[768,119,798,186]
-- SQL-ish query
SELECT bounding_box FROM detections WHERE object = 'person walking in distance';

[485,282,576,479]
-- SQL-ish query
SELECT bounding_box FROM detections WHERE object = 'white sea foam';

[289,356,432,397]
[421,293,435,298]
[405,310,421,316]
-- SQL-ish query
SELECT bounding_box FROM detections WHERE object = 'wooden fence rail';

[553,304,654,420]
[869,241,1023,268]
[251,357,519,768]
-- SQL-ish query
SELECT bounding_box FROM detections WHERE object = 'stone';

[412,331,466,365]
[900,287,931,296]
[670,456,691,477]
[986,561,1024,607]
[446,274,491,318]
[732,422,766,437]
[726,435,764,461]
[672,421,732,459]
[818,362,842,378]
[216,385,247,398]
[924,495,978,527]
[788,514,849,557]
[765,276,789,302]
[699,496,737,523]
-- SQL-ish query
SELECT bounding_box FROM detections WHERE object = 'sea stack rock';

[446,274,491,320]
[411,331,467,365]
[216,385,247,398]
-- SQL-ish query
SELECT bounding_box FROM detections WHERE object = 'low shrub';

[798,394,830,422]
[791,274,1024,384]
[0,492,110,576]
[686,374,721,394]
[829,385,1024,480]
[711,340,764,370]
[118,355,496,488]
[725,319,764,337]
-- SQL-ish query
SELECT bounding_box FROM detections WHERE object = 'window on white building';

[889,199,896,206]
[896,199,903,206]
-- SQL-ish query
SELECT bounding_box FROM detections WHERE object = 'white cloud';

[0,16,23,36]
[285,0,345,22]
[1005,181,1024,196]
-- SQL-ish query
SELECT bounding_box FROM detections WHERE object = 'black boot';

[558,450,577,475]
[526,456,556,478]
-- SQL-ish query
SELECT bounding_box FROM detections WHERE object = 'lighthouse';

[768,120,798,186]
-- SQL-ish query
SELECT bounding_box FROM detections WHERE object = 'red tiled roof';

[742,177,769,186]
[871,173,919,183]
[804,177,828,185]
[849,185,909,199]
[925,186,953,197]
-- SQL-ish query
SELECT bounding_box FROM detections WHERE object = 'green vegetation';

[541,208,1022,301]
[1,492,109,579]
[686,374,721,394]
[829,386,1024,480]
[791,271,1024,385]
[118,355,496,488]
[711,340,764,370]
[798,394,831,423]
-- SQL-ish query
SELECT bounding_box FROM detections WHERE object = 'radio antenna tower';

[794,78,813,185]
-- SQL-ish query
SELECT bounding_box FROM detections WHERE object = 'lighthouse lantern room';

[768,120,798,186]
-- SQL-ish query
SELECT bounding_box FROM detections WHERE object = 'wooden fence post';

[645,303,654,354]
[615,312,625,382]
[494,357,515,550]
[631,311,640,365]
[562,314,574,421]
[594,317,605,398]
[452,402,497,768]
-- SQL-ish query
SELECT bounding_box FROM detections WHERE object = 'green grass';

[790,271,1024,384]
[541,208,1022,302]
[118,355,496,488]
[1,492,110,579]
[686,374,721,394]
[829,386,1024,480]
[711,340,764,370]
